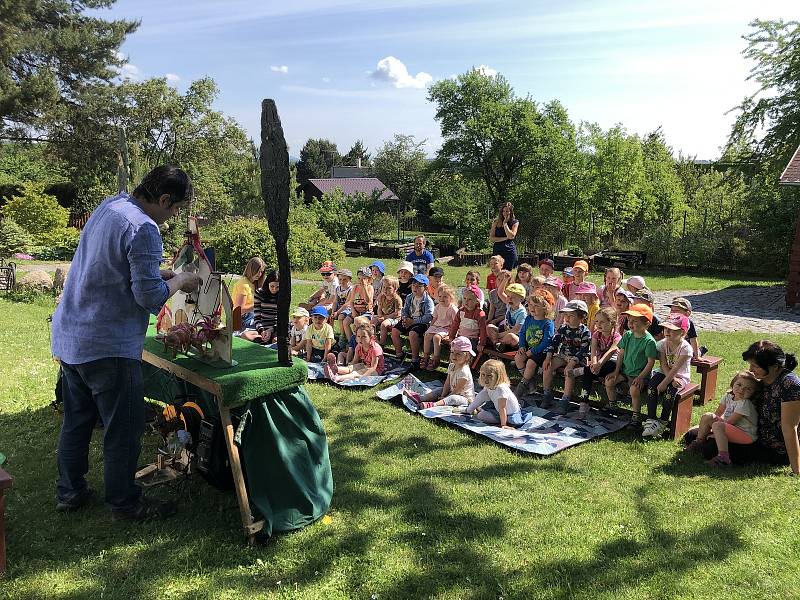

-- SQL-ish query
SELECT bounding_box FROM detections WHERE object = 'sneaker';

[515,379,530,401]
[556,395,571,414]
[56,488,95,513]
[112,497,177,522]
[395,350,406,361]
[540,390,554,410]
[706,453,732,467]
[642,419,667,438]
[577,402,590,420]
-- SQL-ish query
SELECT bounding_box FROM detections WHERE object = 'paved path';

[19,263,799,333]
[652,286,800,334]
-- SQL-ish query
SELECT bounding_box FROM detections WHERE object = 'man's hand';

[178,272,202,293]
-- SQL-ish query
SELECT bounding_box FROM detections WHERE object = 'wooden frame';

[141,350,264,544]
[0,466,12,575]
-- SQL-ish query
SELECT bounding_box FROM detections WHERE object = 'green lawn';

[2,295,800,599]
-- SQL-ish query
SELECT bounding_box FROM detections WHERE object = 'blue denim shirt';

[400,291,434,325]
[51,193,170,364]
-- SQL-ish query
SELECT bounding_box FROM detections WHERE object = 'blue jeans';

[56,358,144,510]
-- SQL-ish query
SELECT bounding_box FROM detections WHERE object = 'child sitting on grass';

[231,257,265,331]
[460,360,530,428]
[487,282,527,351]
[391,273,434,368]
[289,307,309,356]
[373,275,403,345]
[303,305,335,363]
[604,304,659,427]
[421,285,457,370]
[325,324,385,382]
[579,307,620,414]
[642,313,694,439]
[428,266,444,301]
[410,336,476,408]
[301,261,338,311]
[685,371,760,466]
[486,255,505,291]
[448,284,487,357]
[335,315,371,367]
[514,290,555,401]
[541,300,592,414]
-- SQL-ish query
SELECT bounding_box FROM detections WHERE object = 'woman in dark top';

[686,340,800,473]
[488,202,519,270]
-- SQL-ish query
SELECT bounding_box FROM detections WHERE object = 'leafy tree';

[2,182,69,235]
[425,171,488,250]
[343,140,371,167]
[310,188,394,241]
[0,142,67,185]
[0,0,137,140]
[295,139,341,184]
[729,19,800,170]
[428,69,543,206]
[372,134,427,237]
[0,218,32,257]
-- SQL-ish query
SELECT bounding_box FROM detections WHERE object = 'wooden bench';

[0,466,12,575]
[692,356,723,405]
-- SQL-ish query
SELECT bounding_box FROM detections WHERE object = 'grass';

[2,290,800,599]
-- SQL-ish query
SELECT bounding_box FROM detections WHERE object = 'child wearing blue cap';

[391,273,434,369]
[303,305,335,363]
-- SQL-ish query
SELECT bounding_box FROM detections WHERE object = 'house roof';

[306,178,398,200]
[779,145,800,186]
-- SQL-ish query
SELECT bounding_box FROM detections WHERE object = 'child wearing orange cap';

[604,303,659,427]
[568,260,589,301]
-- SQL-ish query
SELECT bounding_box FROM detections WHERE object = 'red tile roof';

[780,145,800,186]
[306,178,398,200]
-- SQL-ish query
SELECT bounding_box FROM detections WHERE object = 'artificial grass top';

[143,322,307,407]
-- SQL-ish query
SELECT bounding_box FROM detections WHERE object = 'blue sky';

[99,0,800,160]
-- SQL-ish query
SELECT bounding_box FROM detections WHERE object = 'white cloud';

[321,77,331,83]
[165,73,181,85]
[370,56,432,89]
[112,51,141,81]
[270,65,289,74]
[475,64,497,78]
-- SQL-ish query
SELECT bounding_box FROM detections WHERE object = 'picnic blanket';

[376,375,629,456]
[306,355,412,387]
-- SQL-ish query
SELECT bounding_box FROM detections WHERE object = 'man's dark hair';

[133,165,193,206]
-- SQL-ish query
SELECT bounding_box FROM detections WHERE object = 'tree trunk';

[116,127,129,194]
[260,100,292,365]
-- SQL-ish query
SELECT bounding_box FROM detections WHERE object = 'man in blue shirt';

[52,165,202,521]
[404,235,434,275]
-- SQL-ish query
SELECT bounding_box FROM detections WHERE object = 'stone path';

[652,286,800,334]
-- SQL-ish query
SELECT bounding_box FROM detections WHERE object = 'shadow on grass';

[0,393,748,599]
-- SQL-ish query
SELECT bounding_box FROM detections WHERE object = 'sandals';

[706,454,732,467]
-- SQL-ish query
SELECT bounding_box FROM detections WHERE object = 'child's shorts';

[442,394,471,407]
[393,322,429,337]
[309,347,326,363]
[381,317,400,327]
[523,350,547,365]
[426,325,450,336]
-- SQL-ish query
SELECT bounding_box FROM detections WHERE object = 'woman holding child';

[488,202,519,270]
[687,340,800,474]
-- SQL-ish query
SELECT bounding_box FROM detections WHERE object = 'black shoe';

[56,488,95,513]
[112,497,177,522]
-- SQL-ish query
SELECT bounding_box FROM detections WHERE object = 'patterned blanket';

[307,355,412,387]
[376,375,629,456]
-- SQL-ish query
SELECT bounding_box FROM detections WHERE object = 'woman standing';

[488,202,519,270]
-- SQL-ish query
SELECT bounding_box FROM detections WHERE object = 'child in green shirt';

[605,304,659,426]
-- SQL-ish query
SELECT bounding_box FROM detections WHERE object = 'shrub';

[31,227,81,260]
[1,183,69,235]
[0,218,32,257]
[206,209,344,274]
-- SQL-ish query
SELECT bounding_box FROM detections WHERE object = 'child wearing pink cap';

[642,313,694,438]
[573,281,600,331]
[410,336,476,408]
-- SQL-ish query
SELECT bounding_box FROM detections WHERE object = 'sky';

[97,0,800,160]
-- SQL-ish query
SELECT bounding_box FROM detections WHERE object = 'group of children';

[232,255,756,465]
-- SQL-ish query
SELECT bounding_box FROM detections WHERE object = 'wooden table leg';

[217,400,264,544]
